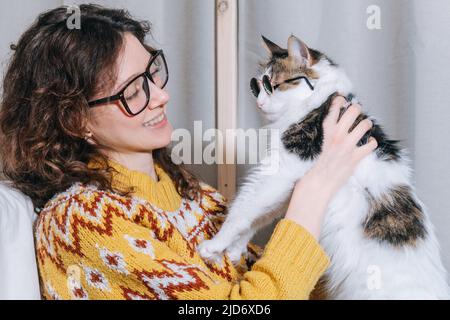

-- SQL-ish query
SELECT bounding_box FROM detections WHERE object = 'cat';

[198,34,450,299]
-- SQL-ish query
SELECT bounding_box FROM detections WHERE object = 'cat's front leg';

[198,157,300,262]
[198,202,255,263]
[226,207,283,264]
[225,231,255,264]
[198,185,263,263]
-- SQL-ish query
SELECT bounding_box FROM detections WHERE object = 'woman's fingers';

[337,103,362,137]
[348,118,373,145]
[354,137,378,162]
[325,95,347,126]
[324,96,377,162]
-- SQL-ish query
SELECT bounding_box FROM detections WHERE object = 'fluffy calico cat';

[198,35,450,299]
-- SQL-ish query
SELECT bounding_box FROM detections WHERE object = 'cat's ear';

[288,35,311,66]
[261,35,286,57]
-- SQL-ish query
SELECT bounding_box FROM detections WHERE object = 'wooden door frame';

[215,0,237,201]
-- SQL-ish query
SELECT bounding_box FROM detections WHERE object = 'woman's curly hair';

[0,4,200,211]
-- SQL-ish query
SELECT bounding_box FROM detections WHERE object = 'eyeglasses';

[88,50,168,116]
[250,74,314,98]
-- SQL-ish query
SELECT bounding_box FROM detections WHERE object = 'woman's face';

[87,33,172,155]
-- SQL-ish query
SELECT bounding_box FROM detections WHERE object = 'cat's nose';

[256,101,265,109]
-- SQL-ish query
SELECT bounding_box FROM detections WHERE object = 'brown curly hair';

[0,4,200,211]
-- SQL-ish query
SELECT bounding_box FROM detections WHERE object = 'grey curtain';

[1,0,450,272]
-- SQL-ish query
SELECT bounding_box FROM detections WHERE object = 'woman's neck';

[107,151,157,181]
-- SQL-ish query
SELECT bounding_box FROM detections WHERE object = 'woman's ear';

[83,122,96,145]
[84,131,95,145]
[287,35,311,67]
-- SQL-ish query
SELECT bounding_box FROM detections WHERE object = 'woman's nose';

[148,81,169,109]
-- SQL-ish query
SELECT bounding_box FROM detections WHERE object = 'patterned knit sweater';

[34,159,329,300]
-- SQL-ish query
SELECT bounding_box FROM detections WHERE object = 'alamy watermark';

[367,5,382,30]
[367,264,382,290]
[66,5,81,30]
[170,122,281,175]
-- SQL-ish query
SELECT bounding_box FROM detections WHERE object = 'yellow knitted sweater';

[34,159,329,300]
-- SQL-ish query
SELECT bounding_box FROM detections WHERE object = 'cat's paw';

[226,244,248,265]
[197,239,226,264]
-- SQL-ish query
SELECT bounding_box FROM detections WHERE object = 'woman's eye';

[151,67,161,76]
[125,89,140,100]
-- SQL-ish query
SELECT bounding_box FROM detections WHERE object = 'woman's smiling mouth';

[143,112,167,128]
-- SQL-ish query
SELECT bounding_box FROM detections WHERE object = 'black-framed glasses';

[88,50,168,116]
[250,74,314,98]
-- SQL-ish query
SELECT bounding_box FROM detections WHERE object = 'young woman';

[0,4,377,299]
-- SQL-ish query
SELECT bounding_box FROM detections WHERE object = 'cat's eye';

[262,75,274,95]
[250,74,314,98]
[249,75,275,98]
[250,78,260,97]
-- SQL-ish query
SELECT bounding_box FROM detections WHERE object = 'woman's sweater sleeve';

[230,219,330,299]
[65,212,329,300]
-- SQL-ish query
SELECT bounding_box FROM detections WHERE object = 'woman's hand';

[285,96,378,239]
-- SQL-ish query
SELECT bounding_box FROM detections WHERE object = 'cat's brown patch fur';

[363,185,427,247]
[309,275,330,300]
[270,56,319,92]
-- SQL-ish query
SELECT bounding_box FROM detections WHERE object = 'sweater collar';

[88,157,182,212]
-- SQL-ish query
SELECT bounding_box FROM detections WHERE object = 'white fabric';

[0,182,40,299]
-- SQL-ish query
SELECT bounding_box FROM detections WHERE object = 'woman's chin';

[142,124,173,150]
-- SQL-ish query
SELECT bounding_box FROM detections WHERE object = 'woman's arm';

[285,96,377,238]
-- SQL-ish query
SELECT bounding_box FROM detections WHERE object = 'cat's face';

[253,35,320,122]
